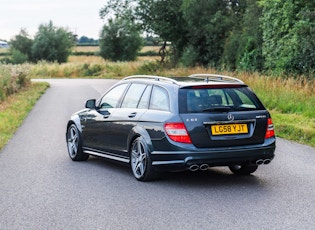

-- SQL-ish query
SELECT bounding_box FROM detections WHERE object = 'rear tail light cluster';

[265,118,275,139]
[164,122,192,144]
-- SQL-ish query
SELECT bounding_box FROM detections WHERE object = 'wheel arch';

[67,115,82,132]
[66,115,83,143]
[127,125,153,155]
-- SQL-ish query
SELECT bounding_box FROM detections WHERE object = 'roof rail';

[188,74,244,84]
[123,75,179,85]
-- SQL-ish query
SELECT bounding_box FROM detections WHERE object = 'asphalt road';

[0,79,314,230]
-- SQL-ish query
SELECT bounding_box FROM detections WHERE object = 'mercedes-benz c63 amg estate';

[66,74,276,181]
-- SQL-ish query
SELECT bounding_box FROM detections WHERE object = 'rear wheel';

[66,124,89,161]
[130,137,156,181]
[229,165,258,175]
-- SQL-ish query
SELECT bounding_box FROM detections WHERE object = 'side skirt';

[83,147,130,163]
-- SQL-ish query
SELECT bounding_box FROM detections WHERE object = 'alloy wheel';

[67,124,79,158]
[131,138,147,179]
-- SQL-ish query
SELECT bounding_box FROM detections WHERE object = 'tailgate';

[180,111,268,148]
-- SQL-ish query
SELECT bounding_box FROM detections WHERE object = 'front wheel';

[229,165,258,175]
[130,137,157,181]
[66,123,89,161]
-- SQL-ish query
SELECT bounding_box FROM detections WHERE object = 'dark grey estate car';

[66,74,275,181]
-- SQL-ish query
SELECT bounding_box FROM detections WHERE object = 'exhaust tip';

[200,164,209,171]
[189,164,199,171]
[256,159,264,165]
[263,159,271,164]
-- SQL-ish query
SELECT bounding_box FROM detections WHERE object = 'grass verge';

[0,82,49,151]
[271,111,315,147]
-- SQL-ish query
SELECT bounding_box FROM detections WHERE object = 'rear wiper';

[203,106,231,112]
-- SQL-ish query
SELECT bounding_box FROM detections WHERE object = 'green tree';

[290,2,315,75]
[260,0,315,74]
[100,0,188,63]
[181,0,239,67]
[9,29,33,62]
[137,0,188,63]
[31,21,74,63]
[99,18,143,61]
[223,0,264,71]
[78,36,98,45]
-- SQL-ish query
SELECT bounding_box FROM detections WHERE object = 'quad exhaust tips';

[188,159,271,171]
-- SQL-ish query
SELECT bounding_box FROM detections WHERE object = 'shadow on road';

[84,156,265,188]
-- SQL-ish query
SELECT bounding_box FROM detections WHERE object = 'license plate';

[211,124,248,135]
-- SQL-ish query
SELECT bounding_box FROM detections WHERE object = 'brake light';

[164,122,192,144]
[265,118,275,139]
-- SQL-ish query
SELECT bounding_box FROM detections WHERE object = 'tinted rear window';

[179,86,264,113]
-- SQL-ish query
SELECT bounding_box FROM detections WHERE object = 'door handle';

[128,112,137,118]
[103,114,110,118]
[99,110,110,118]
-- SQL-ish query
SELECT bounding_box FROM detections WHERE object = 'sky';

[0,0,106,41]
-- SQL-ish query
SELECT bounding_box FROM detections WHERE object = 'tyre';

[229,165,258,175]
[66,124,89,161]
[130,136,157,181]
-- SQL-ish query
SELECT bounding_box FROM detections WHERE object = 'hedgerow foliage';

[101,0,315,76]
[0,65,30,101]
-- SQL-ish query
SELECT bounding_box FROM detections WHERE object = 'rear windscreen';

[179,86,265,113]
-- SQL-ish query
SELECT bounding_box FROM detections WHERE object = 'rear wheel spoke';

[131,139,148,179]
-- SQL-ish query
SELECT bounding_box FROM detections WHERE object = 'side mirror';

[85,99,96,109]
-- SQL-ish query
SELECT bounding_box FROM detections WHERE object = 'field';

[0,48,9,53]
[1,46,315,147]
[73,45,161,53]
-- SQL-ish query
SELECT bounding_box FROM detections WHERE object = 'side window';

[149,86,170,111]
[121,83,147,108]
[138,85,152,109]
[99,83,128,109]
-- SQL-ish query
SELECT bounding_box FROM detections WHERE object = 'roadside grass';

[234,72,315,147]
[271,111,315,146]
[0,82,49,150]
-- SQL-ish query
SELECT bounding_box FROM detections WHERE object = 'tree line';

[100,0,315,76]
[5,0,315,77]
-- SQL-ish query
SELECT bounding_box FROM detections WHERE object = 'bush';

[136,61,162,75]
[80,63,103,76]
[0,65,30,101]
[9,29,33,62]
[11,49,28,64]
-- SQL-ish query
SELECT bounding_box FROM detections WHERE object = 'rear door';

[106,83,151,156]
[179,85,269,148]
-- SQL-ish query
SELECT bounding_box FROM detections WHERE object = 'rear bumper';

[150,138,276,171]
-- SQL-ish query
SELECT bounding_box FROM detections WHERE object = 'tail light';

[265,118,275,139]
[164,122,192,144]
